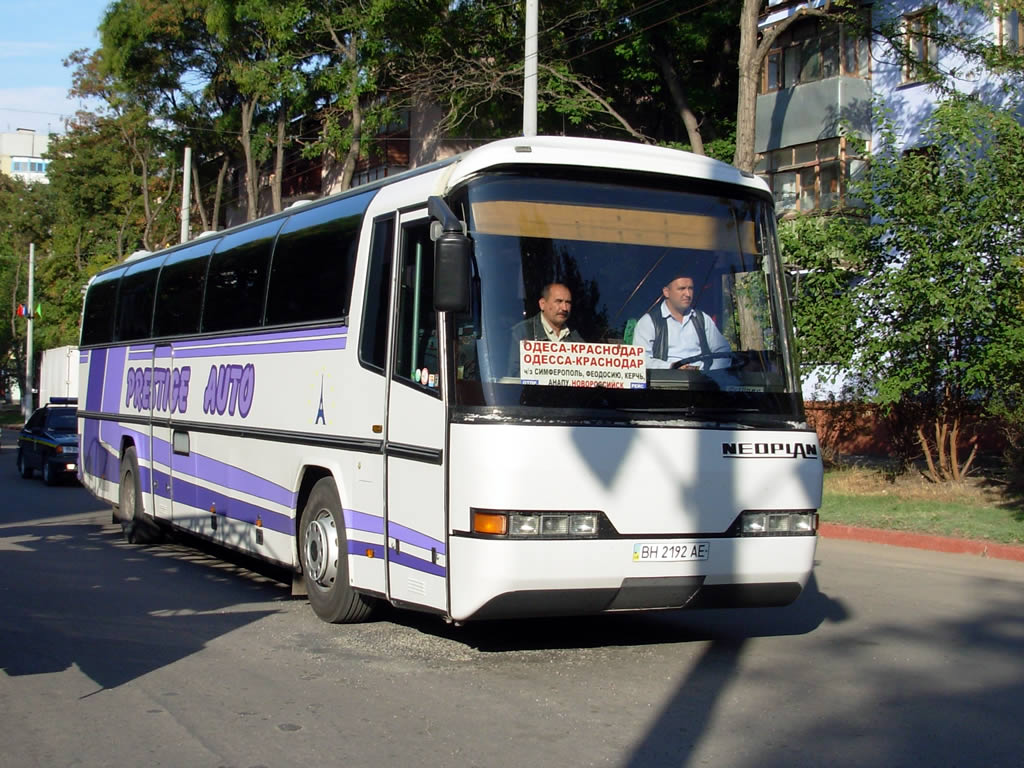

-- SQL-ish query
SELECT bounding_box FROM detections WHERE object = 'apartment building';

[755,0,1024,215]
[0,128,50,184]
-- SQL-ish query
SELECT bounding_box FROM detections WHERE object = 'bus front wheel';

[299,477,374,624]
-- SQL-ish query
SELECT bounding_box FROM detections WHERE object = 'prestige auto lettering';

[203,363,256,418]
[125,366,192,414]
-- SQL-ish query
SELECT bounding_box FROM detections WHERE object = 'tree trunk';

[917,427,940,483]
[651,45,704,155]
[240,99,259,221]
[272,108,286,214]
[212,155,228,230]
[339,38,362,192]
[192,163,209,232]
[733,0,762,172]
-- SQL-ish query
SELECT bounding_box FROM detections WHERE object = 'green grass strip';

[821,492,1024,545]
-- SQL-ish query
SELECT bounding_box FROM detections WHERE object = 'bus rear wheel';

[299,477,374,624]
[118,446,161,544]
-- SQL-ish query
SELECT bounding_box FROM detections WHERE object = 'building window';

[761,16,870,94]
[10,158,47,175]
[756,138,865,213]
[904,9,939,83]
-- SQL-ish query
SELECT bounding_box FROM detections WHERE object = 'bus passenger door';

[130,343,159,521]
[384,211,448,613]
[151,344,173,521]
[168,342,199,533]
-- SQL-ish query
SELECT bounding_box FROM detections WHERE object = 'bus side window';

[393,221,439,392]
[202,219,282,333]
[359,216,394,373]
[266,192,373,326]
[115,261,160,341]
[81,270,123,346]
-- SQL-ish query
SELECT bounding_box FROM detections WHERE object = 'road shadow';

[378,570,848,653]
[619,581,1024,768]
[0,511,288,693]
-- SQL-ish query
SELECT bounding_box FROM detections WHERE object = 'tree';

[397,1,660,143]
[0,176,55,399]
[303,0,417,192]
[778,213,864,375]
[839,96,1024,480]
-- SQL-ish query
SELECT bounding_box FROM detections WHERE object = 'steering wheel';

[669,351,737,370]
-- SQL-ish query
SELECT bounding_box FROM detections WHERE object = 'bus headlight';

[474,509,604,539]
[738,510,817,536]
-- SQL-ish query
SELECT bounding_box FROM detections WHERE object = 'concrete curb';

[819,522,1024,563]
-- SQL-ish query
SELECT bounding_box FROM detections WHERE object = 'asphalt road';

[1,437,1022,768]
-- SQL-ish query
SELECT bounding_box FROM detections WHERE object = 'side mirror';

[429,196,472,313]
[434,231,472,312]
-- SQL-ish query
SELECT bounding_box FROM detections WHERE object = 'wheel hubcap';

[303,510,339,589]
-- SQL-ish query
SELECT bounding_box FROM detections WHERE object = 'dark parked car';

[16,397,79,485]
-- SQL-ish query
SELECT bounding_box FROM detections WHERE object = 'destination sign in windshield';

[519,340,647,388]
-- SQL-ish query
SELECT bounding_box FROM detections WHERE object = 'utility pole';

[181,146,192,243]
[523,0,538,137]
[24,243,34,419]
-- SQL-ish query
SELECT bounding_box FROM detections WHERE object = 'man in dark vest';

[632,274,731,371]
[508,282,585,377]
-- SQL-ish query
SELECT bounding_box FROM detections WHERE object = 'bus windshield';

[449,171,801,422]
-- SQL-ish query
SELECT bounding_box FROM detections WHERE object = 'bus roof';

[443,136,770,196]
[84,136,768,285]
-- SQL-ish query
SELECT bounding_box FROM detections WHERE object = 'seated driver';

[632,275,731,370]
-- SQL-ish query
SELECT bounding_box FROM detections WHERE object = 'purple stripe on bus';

[129,351,153,361]
[151,434,171,467]
[82,434,289,535]
[192,453,296,508]
[138,464,152,504]
[171,336,346,360]
[152,467,170,500]
[173,326,348,348]
[387,521,446,555]
[82,417,294,510]
[388,549,446,578]
[99,421,149,462]
[81,418,117,482]
[154,346,172,360]
[343,509,385,535]
[79,352,89,364]
[129,343,155,353]
[102,347,126,413]
[169,476,292,534]
[86,348,107,411]
[347,540,385,560]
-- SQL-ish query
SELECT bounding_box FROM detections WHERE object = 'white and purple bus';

[77,136,822,624]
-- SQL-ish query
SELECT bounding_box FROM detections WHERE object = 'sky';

[0,0,111,136]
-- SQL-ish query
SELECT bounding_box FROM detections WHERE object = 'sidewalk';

[819,522,1024,563]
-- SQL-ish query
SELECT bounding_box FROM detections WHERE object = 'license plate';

[632,542,710,562]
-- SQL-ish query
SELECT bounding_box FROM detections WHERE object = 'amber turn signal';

[472,511,508,536]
